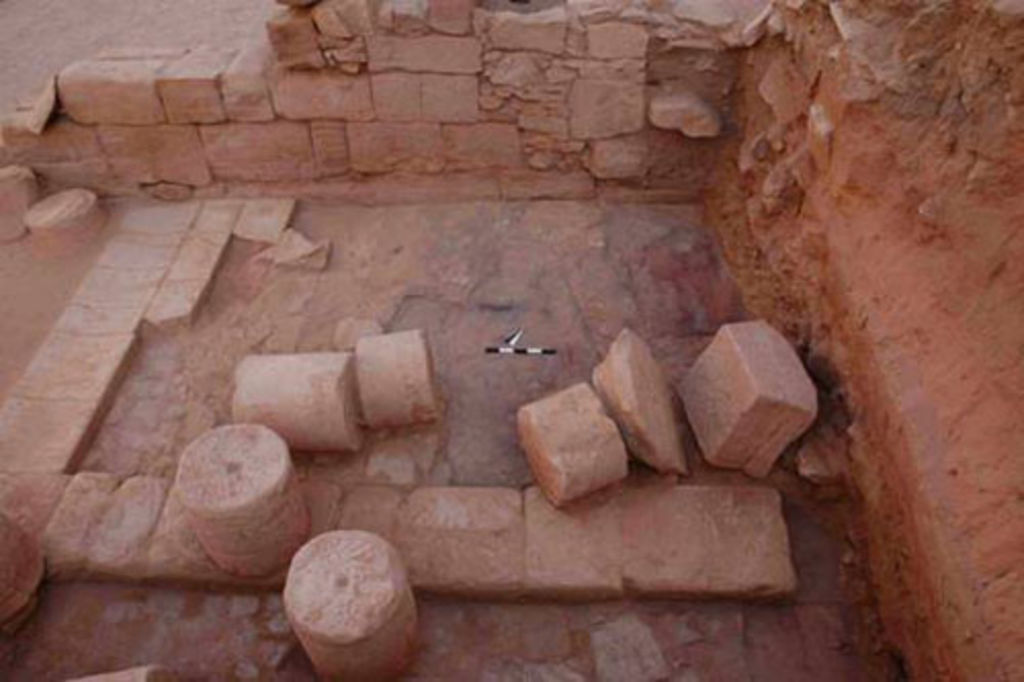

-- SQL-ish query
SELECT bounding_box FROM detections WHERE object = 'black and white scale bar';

[485,346,557,356]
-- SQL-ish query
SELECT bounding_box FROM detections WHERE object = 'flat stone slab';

[233,198,296,243]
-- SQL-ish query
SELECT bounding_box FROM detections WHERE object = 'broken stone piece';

[355,329,441,428]
[65,666,178,682]
[681,320,818,477]
[258,229,331,271]
[232,353,364,452]
[24,189,107,235]
[796,432,847,485]
[1,77,56,136]
[593,328,688,475]
[517,382,629,507]
[174,424,310,577]
[284,531,418,680]
[587,22,649,60]
[234,198,296,243]
[333,317,384,351]
[648,91,723,138]
[0,512,44,630]
[0,166,38,242]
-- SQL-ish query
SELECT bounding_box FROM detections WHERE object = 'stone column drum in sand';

[232,353,363,452]
[23,188,107,237]
[0,512,44,630]
[174,424,310,577]
[284,530,418,681]
[355,329,441,428]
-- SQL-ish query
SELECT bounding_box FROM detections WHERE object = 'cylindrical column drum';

[354,329,440,429]
[232,353,364,452]
[284,531,418,681]
[174,424,310,577]
[0,512,43,627]
[24,188,107,236]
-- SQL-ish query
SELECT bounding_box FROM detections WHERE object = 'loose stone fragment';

[284,531,418,680]
[681,320,818,477]
[174,424,310,577]
[517,383,628,507]
[648,91,723,138]
[232,353,364,452]
[333,317,384,351]
[24,189,107,236]
[355,329,441,428]
[1,77,56,136]
[593,328,688,474]
[0,512,44,630]
[66,666,177,682]
[258,229,332,271]
[234,198,296,243]
[0,166,38,242]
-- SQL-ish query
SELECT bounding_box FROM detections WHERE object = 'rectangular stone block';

[156,47,234,124]
[85,476,168,579]
[395,487,524,596]
[485,7,567,55]
[569,79,645,140]
[97,125,212,186]
[347,122,443,174]
[95,236,181,272]
[587,22,649,60]
[72,266,166,310]
[0,398,100,473]
[57,59,167,125]
[200,122,316,182]
[55,303,146,337]
[524,486,622,599]
[270,69,374,121]
[337,485,405,544]
[313,0,381,38]
[221,42,275,123]
[586,134,648,179]
[371,73,421,122]
[428,0,474,34]
[42,472,119,578]
[442,123,521,170]
[266,7,325,69]
[367,36,481,74]
[421,74,478,122]
[311,121,351,177]
[0,118,103,165]
[621,483,797,598]
[12,331,137,404]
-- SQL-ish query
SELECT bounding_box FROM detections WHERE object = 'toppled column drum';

[355,329,441,428]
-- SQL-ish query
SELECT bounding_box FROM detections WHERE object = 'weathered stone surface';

[333,317,384,351]
[0,398,105,473]
[517,383,628,507]
[199,122,316,182]
[24,189,107,235]
[796,433,847,486]
[428,0,474,34]
[234,198,296,243]
[394,487,524,595]
[0,512,44,628]
[648,91,722,138]
[221,42,275,123]
[367,36,482,74]
[0,473,68,538]
[266,7,326,69]
[175,424,310,577]
[85,476,168,578]
[0,166,37,242]
[12,330,135,404]
[143,487,226,585]
[310,120,351,177]
[681,320,818,477]
[156,47,233,124]
[486,8,568,55]
[0,76,56,138]
[284,531,418,680]
[259,229,332,270]
[593,328,688,474]
[347,122,444,174]
[390,0,429,32]
[569,79,645,139]
[233,353,363,452]
[97,126,211,187]
[337,485,404,543]
[442,123,521,170]
[586,135,647,179]
[372,74,478,123]
[587,22,649,60]
[58,59,167,125]
[758,54,811,126]
[1,118,103,166]
[523,486,621,599]
[66,666,178,682]
[370,73,421,122]
[312,0,380,37]
[355,329,441,428]
[590,614,670,682]
[42,472,120,577]
[499,170,595,200]
[620,483,797,597]
[270,70,374,121]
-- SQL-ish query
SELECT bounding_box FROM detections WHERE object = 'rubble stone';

[58,59,167,125]
[174,424,310,577]
[97,126,211,187]
[569,79,645,139]
[367,36,482,74]
[232,353,364,452]
[0,166,37,242]
[487,8,568,55]
[355,329,441,428]
[312,0,380,38]
[24,189,106,235]
[648,91,722,138]
[586,135,647,179]
[221,42,275,123]
[394,487,524,595]
[284,531,418,680]
[517,383,628,507]
[681,320,818,477]
[333,317,384,351]
[593,328,688,474]
[347,123,444,174]
[156,47,233,124]
[199,122,316,182]
[0,512,44,628]
[270,70,374,121]
[587,22,649,60]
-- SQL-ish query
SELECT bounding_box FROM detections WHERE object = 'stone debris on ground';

[257,228,332,270]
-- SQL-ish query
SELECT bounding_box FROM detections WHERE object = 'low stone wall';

[0,0,782,201]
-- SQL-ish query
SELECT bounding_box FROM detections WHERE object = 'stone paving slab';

[0,397,107,473]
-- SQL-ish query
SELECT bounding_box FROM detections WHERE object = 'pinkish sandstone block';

[523,486,622,599]
[587,22,649,60]
[0,166,37,242]
[620,483,797,598]
[422,74,478,122]
[97,125,211,187]
[156,47,234,124]
[338,486,405,543]
[0,512,44,627]
[681,320,818,477]
[270,70,374,121]
[355,329,441,428]
[311,121,351,177]
[24,188,107,236]
[200,122,316,182]
[428,0,474,34]
[266,8,326,69]
[58,59,167,125]
[234,198,296,243]
[313,0,381,37]
[593,328,688,474]
[0,397,106,473]
[486,7,567,55]
[371,73,421,122]
[333,317,384,351]
[42,472,120,577]
[443,123,521,170]
[394,487,524,596]
[517,383,628,507]
[12,331,136,404]
[499,170,595,200]
[347,122,444,174]
[367,36,482,74]
[648,90,722,138]
[569,79,645,140]
[0,76,56,137]
[85,476,169,579]
[221,42,275,123]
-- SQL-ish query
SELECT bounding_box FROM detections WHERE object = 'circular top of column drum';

[24,188,102,233]
[175,424,293,520]
[284,530,410,645]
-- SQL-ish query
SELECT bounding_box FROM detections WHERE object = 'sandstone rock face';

[174,424,310,577]
[65,665,177,682]
[0,166,38,242]
[648,91,722,138]
[681,320,818,477]
[333,317,384,351]
[0,512,44,629]
[284,531,418,680]
[23,189,107,235]
[593,328,688,474]
[394,487,524,596]
[58,59,167,125]
[232,353,364,452]
[621,483,797,597]
[517,383,628,507]
[569,79,645,140]
[355,329,441,428]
